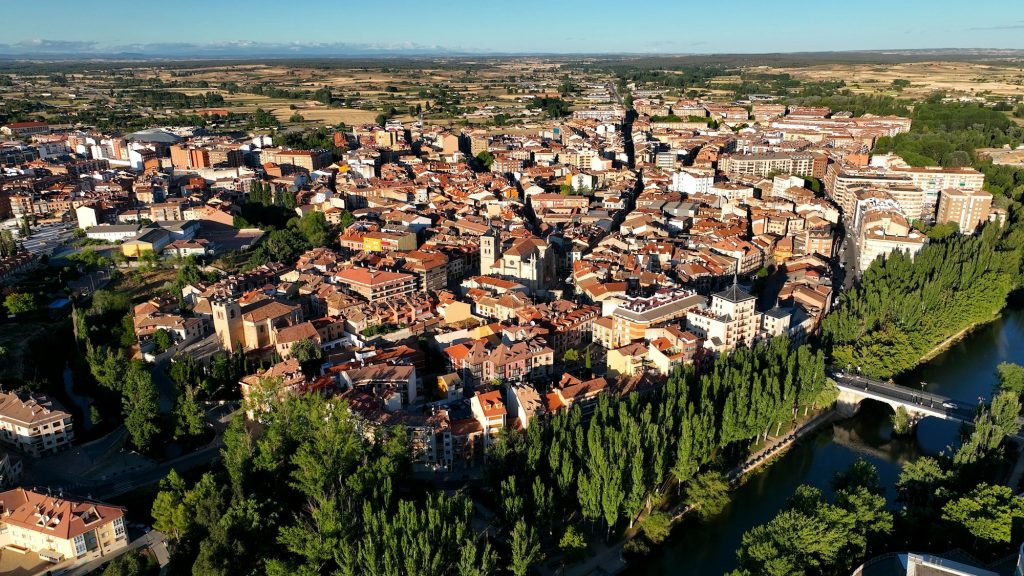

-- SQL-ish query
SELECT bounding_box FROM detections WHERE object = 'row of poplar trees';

[824,219,1024,378]
[488,337,834,544]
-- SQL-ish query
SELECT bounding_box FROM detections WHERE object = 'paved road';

[834,216,858,290]
[24,403,238,500]
[92,404,238,498]
[151,357,179,414]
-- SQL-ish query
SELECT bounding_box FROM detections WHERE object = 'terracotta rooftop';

[0,488,124,541]
[0,391,70,426]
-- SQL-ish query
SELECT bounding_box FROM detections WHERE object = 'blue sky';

[3,0,1024,54]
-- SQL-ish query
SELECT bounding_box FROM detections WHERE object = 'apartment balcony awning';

[38,549,64,563]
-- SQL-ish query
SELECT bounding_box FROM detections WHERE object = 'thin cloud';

[969,20,1024,31]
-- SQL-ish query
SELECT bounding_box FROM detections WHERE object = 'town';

[1,39,1024,576]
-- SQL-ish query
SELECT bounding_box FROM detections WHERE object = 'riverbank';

[916,311,1001,365]
[635,307,1024,576]
[586,407,841,576]
[727,410,838,484]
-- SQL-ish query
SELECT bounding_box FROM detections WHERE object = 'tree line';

[129,90,225,110]
[731,378,1024,576]
[874,94,1024,168]
[152,391,496,576]
[485,338,833,572]
[147,337,833,575]
[824,220,1024,378]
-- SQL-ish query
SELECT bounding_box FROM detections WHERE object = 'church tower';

[211,294,244,353]
[480,227,498,275]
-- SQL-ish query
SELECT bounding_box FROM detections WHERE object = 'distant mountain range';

[0,41,1022,60]
[0,40,488,59]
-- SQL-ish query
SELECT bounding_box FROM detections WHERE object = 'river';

[629,306,1024,576]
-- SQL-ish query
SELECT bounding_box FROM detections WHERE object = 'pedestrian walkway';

[728,410,836,482]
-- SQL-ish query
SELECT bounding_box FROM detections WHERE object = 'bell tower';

[480,226,498,275]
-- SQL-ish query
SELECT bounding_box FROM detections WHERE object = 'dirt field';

[771,61,1024,98]
[270,106,378,125]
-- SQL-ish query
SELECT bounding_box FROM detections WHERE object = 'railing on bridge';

[828,369,976,422]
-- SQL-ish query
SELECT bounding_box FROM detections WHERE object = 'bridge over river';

[828,369,1024,439]
[830,369,978,422]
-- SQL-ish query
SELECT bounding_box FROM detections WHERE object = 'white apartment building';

[672,168,715,194]
[771,175,807,197]
[0,488,127,563]
[859,226,928,273]
[0,391,74,457]
[686,284,760,353]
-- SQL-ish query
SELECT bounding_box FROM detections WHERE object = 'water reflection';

[628,402,916,576]
[629,307,1024,575]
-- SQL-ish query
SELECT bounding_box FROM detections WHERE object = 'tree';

[91,290,130,316]
[313,86,332,105]
[122,361,161,451]
[997,362,1024,400]
[296,211,330,247]
[288,337,321,365]
[732,461,892,575]
[510,520,543,576]
[138,250,159,270]
[252,107,278,128]
[288,112,305,123]
[896,456,951,512]
[169,353,208,392]
[563,348,579,367]
[685,471,731,520]
[891,406,913,435]
[926,221,959,242]
[101,549,157,576]
[88,346,127,392]
[942,483,1024,545]
[824,228,1021,379]
[955,393,1021,466]
[501,476,524,524]
[639,511,671,544]
[558,526,588,561]
[152,328,173,353]
[4,292,35,315]
[151,469,191,541]
[252,228,306,264]
[831,458,883,495]
[174,384,205,440]
[734,508,845,576]
[0,229,17,257]
[990,390,1023,440]
[476,150,494,170]
[835,485,892,561]
[339,210,356,229]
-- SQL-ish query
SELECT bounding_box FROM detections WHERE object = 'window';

[113,517,126,539]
